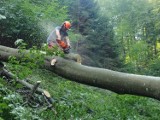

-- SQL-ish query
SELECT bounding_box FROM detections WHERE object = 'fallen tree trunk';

[1,45,160,101]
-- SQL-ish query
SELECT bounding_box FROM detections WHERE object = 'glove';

[56,39,68,49]
[63,47,70,54]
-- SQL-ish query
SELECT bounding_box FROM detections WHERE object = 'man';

[47,21,71,65]
[47,21,71,54]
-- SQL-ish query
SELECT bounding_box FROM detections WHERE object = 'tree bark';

[1,45,160,101]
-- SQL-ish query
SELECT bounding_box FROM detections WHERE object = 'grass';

[28,69,160,120]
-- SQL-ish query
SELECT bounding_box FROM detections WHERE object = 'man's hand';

[67,44,71,48]
[56,39,61,41]
[63,47,70,54]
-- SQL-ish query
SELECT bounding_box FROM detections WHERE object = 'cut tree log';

[1,45,160,101]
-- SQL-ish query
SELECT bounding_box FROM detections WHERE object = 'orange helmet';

[63,21,71,29]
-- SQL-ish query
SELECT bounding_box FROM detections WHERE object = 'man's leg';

[48,41,54,48]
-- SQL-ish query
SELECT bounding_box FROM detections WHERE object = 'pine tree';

[59,0,119,69]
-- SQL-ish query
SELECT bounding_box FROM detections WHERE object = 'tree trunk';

[1,45,160,101]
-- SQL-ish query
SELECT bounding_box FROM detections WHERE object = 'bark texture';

[1,45,160,100]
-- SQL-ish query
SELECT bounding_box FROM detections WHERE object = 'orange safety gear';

[56,39,68,49]
[63,21,71,30]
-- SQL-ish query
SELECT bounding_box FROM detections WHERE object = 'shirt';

[47,26,68,44]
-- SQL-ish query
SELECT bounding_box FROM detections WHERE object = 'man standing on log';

[47,21,71,54]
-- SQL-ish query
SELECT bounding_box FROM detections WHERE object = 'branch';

[0,65,49,96]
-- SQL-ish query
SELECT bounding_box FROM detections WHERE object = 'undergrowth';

[1,44,160,119]
[1,67,160,120]
[30,69,160,120]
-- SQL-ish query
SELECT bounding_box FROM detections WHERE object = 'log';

[1,45,160,101]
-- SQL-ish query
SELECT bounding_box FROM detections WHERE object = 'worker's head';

[62,21,71,30]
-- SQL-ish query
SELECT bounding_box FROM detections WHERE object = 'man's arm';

[55,29,61,40]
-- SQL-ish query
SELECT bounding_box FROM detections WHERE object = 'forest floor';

[28,69,160,120]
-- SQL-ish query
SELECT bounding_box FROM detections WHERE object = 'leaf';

[0,103,8,109]
[0,14,6,20]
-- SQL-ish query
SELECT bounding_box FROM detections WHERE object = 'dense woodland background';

[0,0,160,119]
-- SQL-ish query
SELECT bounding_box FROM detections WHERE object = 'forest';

[0,0,160,119]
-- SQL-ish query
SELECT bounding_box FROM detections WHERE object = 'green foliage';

[61,0,119,69]
[1,0,160,119]
[41,45,64,57]
[96,0,160,73]
[0,117,4,120]
[21,69,160,120]
[8,42,45,79]
[1,59,160,119]
[0,81,42,120]
[0,0,42,47]
[0,0,68,48]
[122,41,149,73]
[0,42,65,120]
[10,105,42,120]
[147,57,160,76]
[0,83,15,119]
[40,0,68,24]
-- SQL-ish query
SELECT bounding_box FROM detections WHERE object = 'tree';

[96,0,160,74]
[0,0,68,48]
[62,0,119,69]
[1,45,160,101]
